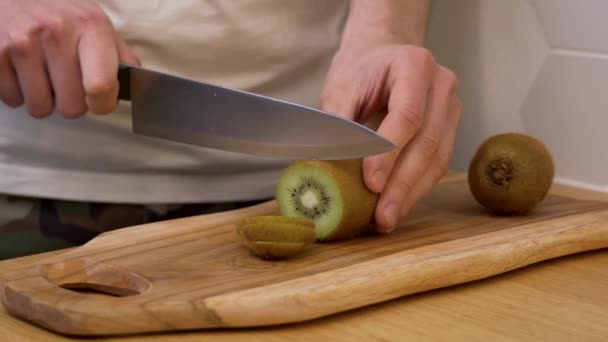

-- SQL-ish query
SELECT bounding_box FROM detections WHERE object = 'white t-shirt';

[0,0,349,204]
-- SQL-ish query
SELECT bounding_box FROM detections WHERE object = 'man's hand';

[0,0,139,118]
[321,0,462,233]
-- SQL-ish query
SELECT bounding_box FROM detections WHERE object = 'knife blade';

[117,64,395,160]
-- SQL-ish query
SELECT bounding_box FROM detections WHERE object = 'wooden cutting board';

[2,177,608,336]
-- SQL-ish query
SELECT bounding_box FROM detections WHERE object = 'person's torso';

[0,0,349,203]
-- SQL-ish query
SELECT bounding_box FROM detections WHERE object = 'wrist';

[340,27,424,50]
[340,0,430,49]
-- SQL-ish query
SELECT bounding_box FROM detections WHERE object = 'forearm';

[341,0,431,47]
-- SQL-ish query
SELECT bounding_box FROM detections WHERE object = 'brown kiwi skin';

[235,215,316,260]
[277,159,379,242]
[236,216,315,235]
[245,241,311,261]
[468,133,554,215]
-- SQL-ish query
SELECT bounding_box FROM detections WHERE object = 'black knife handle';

[117,63,131,101]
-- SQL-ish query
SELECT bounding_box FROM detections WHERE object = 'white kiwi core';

[301,190,319,208]
[277,164,344,240]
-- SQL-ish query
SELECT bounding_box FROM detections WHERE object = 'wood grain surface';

[1,175,607,339]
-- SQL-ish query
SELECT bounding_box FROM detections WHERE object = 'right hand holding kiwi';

[0,0,140,118]
[320,44,463,234]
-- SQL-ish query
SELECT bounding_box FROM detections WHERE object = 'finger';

[378,96,462,234]
[374,67,458,233]
[396,96,463,223]
[8,33,55,117]
[0,50,23,107]
[363,49,437,194]
[115,35,140,66]
[41,18,87,119]
[78,25,120,115]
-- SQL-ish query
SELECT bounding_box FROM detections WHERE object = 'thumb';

[115,35,140,66]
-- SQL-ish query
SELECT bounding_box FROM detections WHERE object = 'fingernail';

[383,202,399,232]
[372,169,387,192]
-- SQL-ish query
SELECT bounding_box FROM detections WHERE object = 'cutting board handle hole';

[42,258,151,297]
[59,282,139,297]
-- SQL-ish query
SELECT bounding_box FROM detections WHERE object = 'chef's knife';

[117,64,394,160]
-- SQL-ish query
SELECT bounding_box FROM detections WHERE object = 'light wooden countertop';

[1,174,607,341]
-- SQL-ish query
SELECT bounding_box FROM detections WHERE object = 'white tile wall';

[531,0,608,53]
[522,51,608,189]
[426,0,608,191]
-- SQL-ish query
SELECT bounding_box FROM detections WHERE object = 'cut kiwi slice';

[235,215,316,260]
[276,159,378,242]
[468,133,555,215]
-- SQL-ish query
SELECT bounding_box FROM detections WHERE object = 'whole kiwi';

[468,133,554,215]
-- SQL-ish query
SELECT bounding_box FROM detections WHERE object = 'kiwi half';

[236,216,316,260]
[468,133,554,215]
[276,159,378,242]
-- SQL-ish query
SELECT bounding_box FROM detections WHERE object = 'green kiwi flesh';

[468,133,554,215]
[236,215,316,260]
[276,159,378,241]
